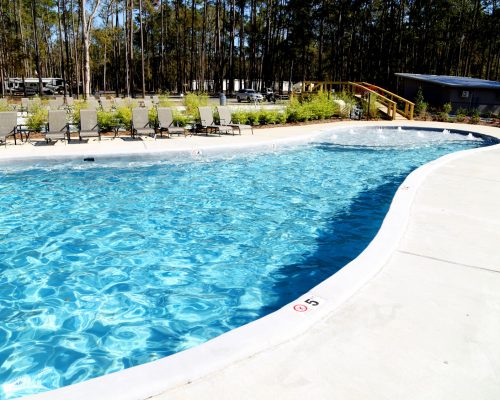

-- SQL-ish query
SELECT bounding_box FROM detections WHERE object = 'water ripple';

[0,128,487,398]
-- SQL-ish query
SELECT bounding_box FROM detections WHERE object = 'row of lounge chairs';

[93,97,157,112]
[17,95,160,112]
[0,106,253,146]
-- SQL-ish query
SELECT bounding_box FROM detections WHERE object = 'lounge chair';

[45,110,69,143]
[217,106,253,135]
[114,98,124,108]
[0,112,18,146]
[139,98,153,109]
[49,98,64,110]
[198,106,233,136]
[157,108,185,137]
[131,108,156,139]
[100,97,112,111]
[27,98,41,113]
[79,109,100,141]
[21,98,29,112]
[85,98,99,110]
[152,95,160,105]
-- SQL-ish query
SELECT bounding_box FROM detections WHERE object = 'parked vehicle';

[265,88,290,102]
[3,77,67,95]
[265,88,276,102]
[236,88,263,103]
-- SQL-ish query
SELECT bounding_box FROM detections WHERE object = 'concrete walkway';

[1,120,498,162]
[14,121,500,400]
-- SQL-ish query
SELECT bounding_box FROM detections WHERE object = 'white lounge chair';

[198,106,233,136]
[217,106,253,135]
[0,112,18,146]
[45,110,69,143]
[131,108,156,139]
[79,109,101,141]
[157,108,185,137]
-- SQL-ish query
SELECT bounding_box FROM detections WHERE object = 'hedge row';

[16,92,357,131]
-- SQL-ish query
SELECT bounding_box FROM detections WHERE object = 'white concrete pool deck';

[9,121,500,400]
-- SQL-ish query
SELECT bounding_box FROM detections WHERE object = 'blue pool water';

[0,127,492,398]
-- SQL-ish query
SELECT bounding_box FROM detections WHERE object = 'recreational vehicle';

[3,77,67,95]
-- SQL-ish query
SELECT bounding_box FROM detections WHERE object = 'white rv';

[4,77,67,95]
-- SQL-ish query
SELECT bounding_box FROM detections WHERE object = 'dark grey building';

[395,73,500,114]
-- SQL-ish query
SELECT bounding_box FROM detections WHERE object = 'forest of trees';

[0,0,498,98]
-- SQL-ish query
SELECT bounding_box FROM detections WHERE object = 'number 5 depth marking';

[304,298,319,307]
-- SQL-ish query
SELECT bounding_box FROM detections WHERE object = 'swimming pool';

[0,127,492,399]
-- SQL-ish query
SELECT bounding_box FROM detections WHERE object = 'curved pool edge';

[18,122,500,400]
[1,120,498,165]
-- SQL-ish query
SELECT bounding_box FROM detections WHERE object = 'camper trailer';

[4,77,67,95]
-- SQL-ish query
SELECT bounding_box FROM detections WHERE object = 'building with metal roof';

[395,73,500,114]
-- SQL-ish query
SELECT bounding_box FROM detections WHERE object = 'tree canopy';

[0,0,498,96]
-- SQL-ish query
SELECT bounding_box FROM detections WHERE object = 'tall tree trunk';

[200,0,207,90]
[113,0,120,96]
[128,0,134,96]
[139,0,146,97]
[124,0,130,96]
[175,0,182,93]
[160,0,165,89]
[238,0,245,88]
[228,0,235,93]
[81,0,101,98]
[30,0,43,96]
[190,0,196,89]
[57,0,67,96]
[62,0,73,96]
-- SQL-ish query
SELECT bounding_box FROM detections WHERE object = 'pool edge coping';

[18,122,500,400]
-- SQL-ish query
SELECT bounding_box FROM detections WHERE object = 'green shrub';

[183,93,209,118]
[213,110,220,124]
[470,110,480,124]
[232,110,249,124]
[97,110,117,131]
[435,112,450,122]
[456,107,468,116]
[115,106,132,130]
[246,111,260,126]
[172,111,192,127]
[434,102,452,122]
[286,92,343,122]
[148,107,158,127]
[331,91,356,117]
[276,111,287,124]
[0,99,14,111]
[414,87,428,117]
[69,101,90,125]
[455,114,467,122]
[259,110,278,125]
[26,104,48,132]
[310,92,339,119]
[286,98,312,122]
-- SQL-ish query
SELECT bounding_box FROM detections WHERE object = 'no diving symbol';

[293,304,308,312]
[293,296,323,313]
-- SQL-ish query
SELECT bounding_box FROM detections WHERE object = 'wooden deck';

[302,81,415,120]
